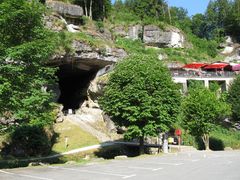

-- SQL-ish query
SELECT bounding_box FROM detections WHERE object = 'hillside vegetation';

[1,0,240,163]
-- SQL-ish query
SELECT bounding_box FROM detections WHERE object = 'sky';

[111,0,211,17]
[167,0,211,16]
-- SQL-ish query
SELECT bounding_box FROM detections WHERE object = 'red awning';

[231,64,240,71]
[204,63,230,70]
[182,63,207,69]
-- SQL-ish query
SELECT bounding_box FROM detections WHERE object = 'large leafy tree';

[74,0,111,20]
[228,75,240,121]
[0,0,57,129]
[124,0,169,21]
[99,54,181,154]
[225,0,240,36]
[182,84,231,150]
[191,13,207,38]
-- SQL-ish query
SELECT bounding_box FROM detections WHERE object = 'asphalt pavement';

[0,150,240,180]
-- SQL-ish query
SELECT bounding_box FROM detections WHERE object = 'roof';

[231,63,240,71]
[182,63,208,69]
[204,63,230,70]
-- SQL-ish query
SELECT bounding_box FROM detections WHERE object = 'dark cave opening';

[57,65,97,111]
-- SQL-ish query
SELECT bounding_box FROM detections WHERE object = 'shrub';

[1,125,54,157]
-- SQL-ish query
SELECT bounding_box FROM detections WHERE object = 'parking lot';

[1,150,240,180]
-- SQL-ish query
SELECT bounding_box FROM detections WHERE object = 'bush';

[182,126,240,150]
[1,125,54,157]
[95,21,104,33]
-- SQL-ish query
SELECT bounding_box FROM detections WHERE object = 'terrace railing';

[171,70,236,78]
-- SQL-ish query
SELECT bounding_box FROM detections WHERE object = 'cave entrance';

[57,64,97,112]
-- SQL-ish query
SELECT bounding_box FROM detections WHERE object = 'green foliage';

[99,54,181,141]
[1,125,53,157]
[210,126,240,149]
[228,75,240,121]
[0,0,44,49]
[0,0,58,129]
[110,8,141,25]
[182,126,240,150]
[125,0,168,21]
[111,0,170,26]
[115,38,145,54]
[95,20,104,33]
[182,84,231,149]
[74,0,111,20]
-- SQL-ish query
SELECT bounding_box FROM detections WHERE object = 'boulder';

[143,25,185,48]
[46,0,83,18]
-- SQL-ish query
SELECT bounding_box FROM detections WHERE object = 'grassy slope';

[52,119,99,154]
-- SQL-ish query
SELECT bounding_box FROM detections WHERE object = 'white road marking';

[174,158,200,162]
[122,174,136,179]
[145,162,184,166]
[152,168,163,171]
[126,166,162,171]
[0,170,53,180]
[48,166,136,179]
[191,159,200,162]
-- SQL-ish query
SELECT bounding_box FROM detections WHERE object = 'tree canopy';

[99,54,181,153]
[0,0,58,129]
[182,83,231,150]
[228,75,240,121]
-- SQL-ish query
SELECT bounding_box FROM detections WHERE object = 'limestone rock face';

[113,24,185,48]
[143,25,185,48]
[50,40,127,71]
[221,36,240,62]
[127,25,143,40]
[113,26,128,37]
[46,0,83,18]
[44,14,66,32]
[114,25,142,40]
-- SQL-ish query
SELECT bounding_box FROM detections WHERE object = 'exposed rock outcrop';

[113,24,185,48]
[221,36,240,62]
[50,40,127,71]
[143,25,185,48]
[114,25,143,40]
[46,0,83,18]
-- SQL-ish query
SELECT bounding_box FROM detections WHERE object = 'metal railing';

[171,70,236,78]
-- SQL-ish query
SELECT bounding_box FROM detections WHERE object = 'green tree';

[124,0,168,21]
[225,0,240,36]
[191,13,206,38]
[0,0,57,129]
[182,84,231,150]
[170,7,192,33]
[74,0,111,20]
[204,0,230,40]
[99,54,181,154]
[228,75,240,121]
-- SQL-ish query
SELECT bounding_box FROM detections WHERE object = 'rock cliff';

[221,36,240,62]
[114,24,185,48]
[46,0,83,18]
